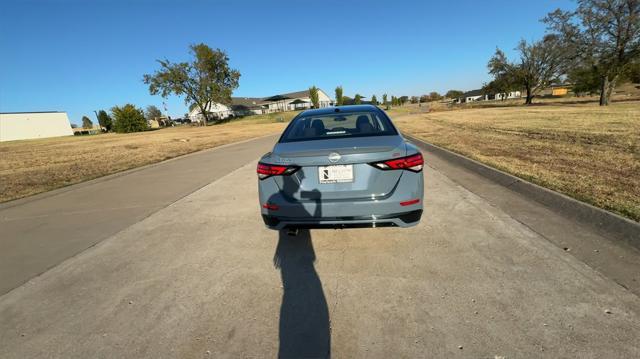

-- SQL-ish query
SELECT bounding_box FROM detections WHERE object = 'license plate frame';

[318,165,354,184]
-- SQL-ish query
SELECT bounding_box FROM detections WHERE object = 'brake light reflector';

[400,199,420,206]
[369,153,424,172]
[257,162,300,180]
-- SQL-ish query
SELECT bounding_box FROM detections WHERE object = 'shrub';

[111,104,148,133]
[97,110,113,132]
[81,116,93,129]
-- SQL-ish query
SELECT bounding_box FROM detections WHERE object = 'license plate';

[318,165,353,184]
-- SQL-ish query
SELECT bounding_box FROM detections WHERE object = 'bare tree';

[544,0,640,105]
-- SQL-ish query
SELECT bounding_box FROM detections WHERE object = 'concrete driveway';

[0,135,278,295]
[1,136,640,358]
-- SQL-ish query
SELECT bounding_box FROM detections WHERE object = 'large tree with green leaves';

[488,35,566,104]
[111,104,148,133]
[371,95,378,105]
[487,49,523,100]
[544,0,640,105]
[82,116,93,129]
[97,110,113,132]
[482,73,519,100]
[143,43,240,125]
[309,86,320,108]
[382,94,389,109]
[335,86,344,106]
[568,66,602,95]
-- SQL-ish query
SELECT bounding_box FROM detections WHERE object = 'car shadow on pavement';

[273,229,330,358]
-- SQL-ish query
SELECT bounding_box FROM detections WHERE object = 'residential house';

[188,89,333,122]
[490,91,522,100]
[459,89,485,103]
[454,89,522,103]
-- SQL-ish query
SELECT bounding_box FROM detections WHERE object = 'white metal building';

[0,112,74,142]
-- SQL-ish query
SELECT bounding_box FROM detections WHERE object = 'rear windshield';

[279,110,398,143]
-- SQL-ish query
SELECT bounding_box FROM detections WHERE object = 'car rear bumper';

[258,163,424,230]
[262,209,422,230]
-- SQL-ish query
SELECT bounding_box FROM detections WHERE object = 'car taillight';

[257,162,300,180]
[262,203,279,210]
[369,153,423,172]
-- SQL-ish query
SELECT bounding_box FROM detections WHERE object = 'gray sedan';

[258,105,423,230]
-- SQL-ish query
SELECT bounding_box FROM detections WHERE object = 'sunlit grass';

[0,118,291,202]
[394,100,640,221]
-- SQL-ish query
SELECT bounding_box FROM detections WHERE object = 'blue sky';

[0,0,574,124]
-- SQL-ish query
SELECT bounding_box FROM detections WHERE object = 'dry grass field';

[0,112,296,203]
[386,83,640,116]
[3,92,639,222]
[393,100,640,221]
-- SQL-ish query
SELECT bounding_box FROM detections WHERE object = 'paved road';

[0,135,278,295]
[1,135,640,358]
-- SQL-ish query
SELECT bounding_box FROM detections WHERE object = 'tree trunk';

[198,104,209,126]
[525,86,534,105]
[600,75,617,106]
[599,76,610,106]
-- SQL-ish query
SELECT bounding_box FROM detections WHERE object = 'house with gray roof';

[188,88,333,122]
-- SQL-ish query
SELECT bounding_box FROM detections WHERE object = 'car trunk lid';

[270,136,407,201]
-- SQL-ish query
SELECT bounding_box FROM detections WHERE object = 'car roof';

[297,105,381,117]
